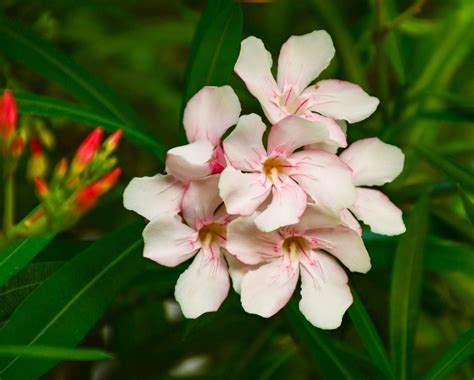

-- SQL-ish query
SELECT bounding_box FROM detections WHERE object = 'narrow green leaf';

[389,195,429,380]
[417,147,474,191]
[366,234,474,275]
[458,185,474,226]
[12,91,166,160]
[285,300,357,380]
[180,0,242,141]
[348,288,395,379]
[0,236,54,287]
[0,14,147,130]
[0,223,145,379]
[0,345,111,361]
[422,328,474,380]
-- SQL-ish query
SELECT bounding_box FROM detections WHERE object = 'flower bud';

[74,184,100,212]
[34,177,49,198]
[95,167,121,193]
[10,136,24,157]
[0,90,17,139]
[103,129,122,153]
[27,136,48,179]
[72,127,104,173]
[53,158,68,179]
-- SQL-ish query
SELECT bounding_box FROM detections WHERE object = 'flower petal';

[339,137,405,186]
[290,150,356,211]
[123,174,186,220]
[182,175,222,229]
[351,188,406,236]
[277,30,335,93]
[313,226,371,273]
[226,214,282,265]
[183,86,241,145]
[234,37,284,124]
[296,203,342,232]
[255,180,307,232]
[267,115,329,156]
[224,251,258,294]
[340,209,362,236]
[223,114,267,171]
[219,166,271,216]
[175,247,230,318]
[143,215,199,267]
[166,140,214,182]
[305,80,379,123]
[299,251,352,329]
[303,114,347,149]
[241,258,299,318]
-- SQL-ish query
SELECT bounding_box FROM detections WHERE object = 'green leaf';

[417,147,474,191]
[366,234,474,275]
[285,300,357,380]
[348,288,395,379]
[0,223,145,379]
[0,236,54,287]
[12,90,166,161]
[389,195,429,380]
[458,185,474,226]
[180,0,242,141]
[0,14,147,130]
[422,328,474,380]
[0,345,111,361]
[0,262,63,320]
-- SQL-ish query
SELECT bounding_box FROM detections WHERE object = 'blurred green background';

[0,0,473,379]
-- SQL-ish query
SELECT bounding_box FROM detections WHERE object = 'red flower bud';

[10,136,24,157]
[54,158,68,178]
[30,136,43,156]
[0,90,17,139]
[72,127,103,172]
[34,177,49,198]
[95,167,121,193]
[104,129,122,152]
[74,184,100,212]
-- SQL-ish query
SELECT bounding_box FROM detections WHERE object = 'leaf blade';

[0,345,111,361]
[0,223,145,379]
[389,195,429,380]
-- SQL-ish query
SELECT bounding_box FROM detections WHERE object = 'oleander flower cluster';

[123,30,406,329]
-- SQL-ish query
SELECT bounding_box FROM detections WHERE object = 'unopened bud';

[72,127,103,172]
[54,158,68,179]
[0,90,17,139]
[34,177,49,198]
[103,129,122,152]
[74,184,100,212]
[10,136,24,157]
[27,137,48,179]
[24,208,45,228]
[95,167,121,194]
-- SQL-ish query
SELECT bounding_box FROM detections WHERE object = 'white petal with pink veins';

[219,166,271,216]
[143,215,199,267]
[226,214,282,265]
[182,175,222,229]
[223,114,267,171]
[305,80,379,123]
[255,180,308,232]
[183,86,241,145]
[299,251,352,329]
[241,258,299,318]
[267,115,329,156]
[290,150,356,211]
[224,251,259,294]
[313,226,371,273]
[175,246,230,318]
[234,37,284,124]
[303,114,347,149]
[123,174,186,220]
[351,188,406,236]
[339,209,362,236]
[296,203,342,232]
[165,140,214,182]
[277,30,335,93]
[340,137,405,186]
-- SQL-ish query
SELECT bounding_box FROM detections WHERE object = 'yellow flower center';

[262,156,291,184]
[198,223,226,248]
[282,236,310,261]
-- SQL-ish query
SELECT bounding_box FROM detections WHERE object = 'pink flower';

[234,31,379,151]
[123,86,240,220]
[219,114,356,232]
[226,204,371,329]
[340,138,406,236]
[142,175,233,318]
[165,86,241,182]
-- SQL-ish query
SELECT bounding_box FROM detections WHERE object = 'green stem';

[3,167,14,234]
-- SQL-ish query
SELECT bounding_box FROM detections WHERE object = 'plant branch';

[383,0,428,34]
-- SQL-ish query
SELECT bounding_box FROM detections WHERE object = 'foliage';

[0,0,472,379]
